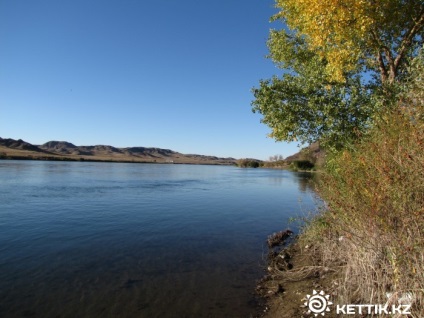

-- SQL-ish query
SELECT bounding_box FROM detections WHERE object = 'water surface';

[0,160,316,317]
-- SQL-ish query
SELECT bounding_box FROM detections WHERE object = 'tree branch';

[371,31,389,83]
[394,10,424,71]
[377,52,388,83]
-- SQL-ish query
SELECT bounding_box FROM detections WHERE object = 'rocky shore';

[256,232,339,318]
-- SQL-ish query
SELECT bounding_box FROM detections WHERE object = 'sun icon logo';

[304,290,333,316]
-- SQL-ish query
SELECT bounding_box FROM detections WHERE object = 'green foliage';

[290,160,314,171]
[252,2,424,149]
[252,30,376,149]
[307,51,424,308]
[236,159,261,168]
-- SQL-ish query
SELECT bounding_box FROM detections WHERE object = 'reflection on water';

[0,161,316,318]
[296,172,317,193]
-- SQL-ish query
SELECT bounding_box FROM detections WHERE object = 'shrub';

[236,159,261,168]
[300,50,424,316]
[290,160,315,171]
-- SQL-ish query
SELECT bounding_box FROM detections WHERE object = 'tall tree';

[252,1,423,148]
[273,0,424,83]
[252,31,374,148]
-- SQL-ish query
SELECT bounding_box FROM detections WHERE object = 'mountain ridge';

[0,137,236,165]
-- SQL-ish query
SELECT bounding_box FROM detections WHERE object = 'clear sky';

[0,0,301,160]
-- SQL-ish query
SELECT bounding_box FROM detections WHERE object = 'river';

[0,160,316,317]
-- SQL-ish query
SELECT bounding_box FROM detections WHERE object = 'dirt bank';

[256,238,340,318]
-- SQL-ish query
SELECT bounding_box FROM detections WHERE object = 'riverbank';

[255,100,424,317]
[0,154,234,166]
[256,238,340,318]
[253,28,424,318]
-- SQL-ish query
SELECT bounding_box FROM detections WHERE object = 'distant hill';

[0,137,48,153]
[284,142,325,164]
[261,142,326,169]
[39,141,123,156]
[0,137,236,165]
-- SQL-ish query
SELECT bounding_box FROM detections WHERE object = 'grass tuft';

[298,51,424,316]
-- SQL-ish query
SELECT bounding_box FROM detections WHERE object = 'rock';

[267,230,294,248]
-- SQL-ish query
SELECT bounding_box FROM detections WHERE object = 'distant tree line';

[269,154,284,162]
[236,159,262,168]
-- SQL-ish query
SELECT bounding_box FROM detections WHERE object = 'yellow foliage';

[274,0,386,81]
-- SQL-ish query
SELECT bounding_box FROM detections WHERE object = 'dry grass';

[298,54,424,317]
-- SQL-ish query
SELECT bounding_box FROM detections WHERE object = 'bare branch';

[394,10,424,71]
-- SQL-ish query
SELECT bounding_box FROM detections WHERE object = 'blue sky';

[0,0,301,160]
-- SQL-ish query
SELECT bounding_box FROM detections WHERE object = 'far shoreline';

[0,155,237,166]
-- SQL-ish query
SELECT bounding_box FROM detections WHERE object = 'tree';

[252,1,423,148]
[237,159,261,168]
[252,30,375,148]
[273,0,424,84]
[269,154,284,162]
